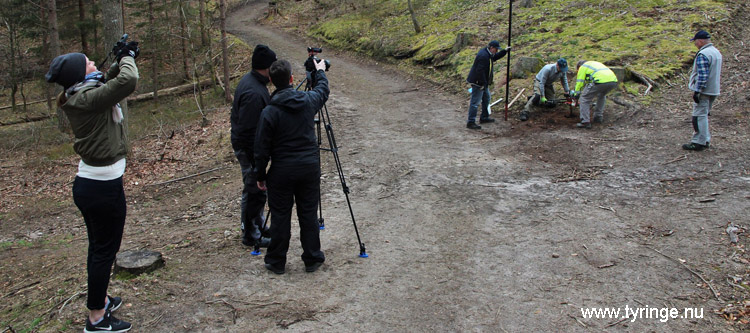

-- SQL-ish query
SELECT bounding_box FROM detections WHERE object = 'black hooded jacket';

[230,70,271,153]
[253,70,330,181]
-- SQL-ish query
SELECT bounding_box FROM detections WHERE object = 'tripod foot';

[318,217,325,230]
[359,252,369,258]
[251,248,262,256]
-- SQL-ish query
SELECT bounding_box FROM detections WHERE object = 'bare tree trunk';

[407,0,421,34]
[78,0,90,54]
[48,0,69,132]
[41,4,53,113]
[178,0,190,81]
[219,0,231,102]
[101,0,124,63]
[148,0,158,103]
[198,0,208,48]
[100,0,128,134]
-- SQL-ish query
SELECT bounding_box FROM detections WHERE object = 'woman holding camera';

[45,43,139,333]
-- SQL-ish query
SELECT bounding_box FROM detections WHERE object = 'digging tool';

[542,96,579,117]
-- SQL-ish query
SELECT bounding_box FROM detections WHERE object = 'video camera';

[305,47,331,72]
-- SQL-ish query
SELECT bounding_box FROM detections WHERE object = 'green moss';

[413,33,455,62]
[277,0,730,90]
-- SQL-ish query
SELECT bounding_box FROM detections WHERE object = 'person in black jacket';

[465,40,510,130]
[254,58,329,274]
[230,45,276,248]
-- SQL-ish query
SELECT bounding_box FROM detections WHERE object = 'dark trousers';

[73,176,126,310]
[234,149,267,242]
[264,164,325,268]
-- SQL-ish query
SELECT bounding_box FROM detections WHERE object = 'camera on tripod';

[305,47,331,72]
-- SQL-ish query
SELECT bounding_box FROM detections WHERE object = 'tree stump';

[114,250,165,276]
[453,32,474,53]
[266,2,280,18]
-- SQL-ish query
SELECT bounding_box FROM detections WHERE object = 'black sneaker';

[257,237,271,248]
[106,296,122,312]
[243,236,271,248]
[264,263,285,275]
[519,112,529,121]
[84,310,131,333]
[479,117,496,124]
[705,142,710,149]
[305,262,323,273]
[592,116,603,123]
[466,122,481,130]
[682,142,706,151]
[576,122,592,129]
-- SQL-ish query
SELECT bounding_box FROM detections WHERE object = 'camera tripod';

[277,73,366,258]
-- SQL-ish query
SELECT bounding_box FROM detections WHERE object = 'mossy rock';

[511,57,544,79]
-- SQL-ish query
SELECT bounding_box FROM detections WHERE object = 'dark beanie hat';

[252,45,277,70]
[45,53,87,89]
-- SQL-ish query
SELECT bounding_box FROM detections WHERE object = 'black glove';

[692,91,701,104]
[117,41,140,62]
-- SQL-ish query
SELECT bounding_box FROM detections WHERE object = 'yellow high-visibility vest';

[575,61,617,91]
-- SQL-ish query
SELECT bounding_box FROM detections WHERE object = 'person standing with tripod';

[231,45,276,248]
[45,40,139,332]
[254,58,329,274]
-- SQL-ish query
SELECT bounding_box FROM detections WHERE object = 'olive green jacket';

[57,57,139,166]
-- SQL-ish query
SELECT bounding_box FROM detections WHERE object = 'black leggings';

[73,176,126,310]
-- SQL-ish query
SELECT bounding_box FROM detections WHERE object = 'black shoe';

[264,263,285,275]
[106,296,122,312]
[257,237,271,248]
[593,116,603,123]
[466,122,481,130]
[682,142,706,151]
[576,122,592,129]
[84,310,131,333]
[705,142,710,149]
[243,236,271,247]
[519,112,529,121]
[479,117,496,124]
[305,262,323,273]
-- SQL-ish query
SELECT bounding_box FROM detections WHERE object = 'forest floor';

[2,0,750,332]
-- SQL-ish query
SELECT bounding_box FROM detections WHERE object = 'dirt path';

[2,1,749,332]
[194,1,748,331]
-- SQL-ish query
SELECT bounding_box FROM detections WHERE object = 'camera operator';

[254,58,329,274]
[230,44,276,248]
[45,41,139,333]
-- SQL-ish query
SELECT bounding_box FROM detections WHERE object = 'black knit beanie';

[45,53,87,89]
[252,45,277,70]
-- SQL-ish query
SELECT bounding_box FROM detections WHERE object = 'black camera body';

[305,47,331,72]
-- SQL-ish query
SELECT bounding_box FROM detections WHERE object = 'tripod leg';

[320,105,367,258]
[315,108,325,230]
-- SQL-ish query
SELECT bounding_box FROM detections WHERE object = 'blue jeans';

[467,84,491,123]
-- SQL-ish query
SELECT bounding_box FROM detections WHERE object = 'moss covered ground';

[273,0,729,86]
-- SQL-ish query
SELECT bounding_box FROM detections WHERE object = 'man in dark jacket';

[254,58,329,274]
[230,45,276,247]
[465,40,510,129]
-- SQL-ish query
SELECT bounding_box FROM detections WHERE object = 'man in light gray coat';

[520,58,570,121]
[683,30,722,151]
